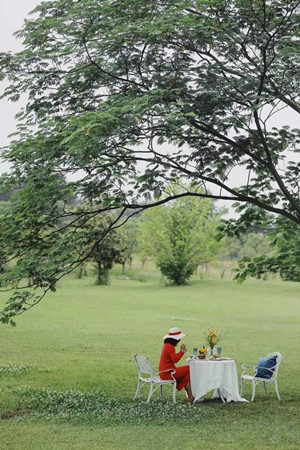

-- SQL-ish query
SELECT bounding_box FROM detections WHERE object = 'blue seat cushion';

[256,355,277,379]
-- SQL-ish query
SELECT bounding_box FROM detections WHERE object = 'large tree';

[0,0,299,323]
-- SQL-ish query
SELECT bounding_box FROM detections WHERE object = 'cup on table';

[193,347,198,358]
[217,347,222,356]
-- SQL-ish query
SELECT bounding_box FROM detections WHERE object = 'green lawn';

[0,272,299,449]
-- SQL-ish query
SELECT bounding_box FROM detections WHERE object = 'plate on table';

[208,357,232,361]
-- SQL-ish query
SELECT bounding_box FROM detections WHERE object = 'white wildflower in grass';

[18,388,210,425]
[0,363,32,376]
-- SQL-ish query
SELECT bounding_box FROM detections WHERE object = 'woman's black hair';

[164,337,180,346]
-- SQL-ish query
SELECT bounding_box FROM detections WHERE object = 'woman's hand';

[180,344,187,353]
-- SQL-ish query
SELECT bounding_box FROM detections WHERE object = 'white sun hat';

[163,327,187,341]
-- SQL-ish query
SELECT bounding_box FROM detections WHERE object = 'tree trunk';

[220,266,226,279]
[205,264,209,276]
[96,261,103,285]
[96,262,110,285]
[78,264,88,279]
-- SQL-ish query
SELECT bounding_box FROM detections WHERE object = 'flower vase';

[209,346,215,358]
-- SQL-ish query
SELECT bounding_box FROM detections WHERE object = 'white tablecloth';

[188,359,248,403]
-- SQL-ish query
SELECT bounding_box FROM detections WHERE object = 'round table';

[188,358,248,403]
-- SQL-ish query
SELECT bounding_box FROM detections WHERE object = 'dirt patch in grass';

[1,409,31,420]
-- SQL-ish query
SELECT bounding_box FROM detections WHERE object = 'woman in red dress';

[159,327,194,402]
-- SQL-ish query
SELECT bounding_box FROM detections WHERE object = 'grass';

[0,271,299,449]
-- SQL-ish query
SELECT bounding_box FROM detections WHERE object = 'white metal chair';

[133,354,177,403]
[241,352,282,401]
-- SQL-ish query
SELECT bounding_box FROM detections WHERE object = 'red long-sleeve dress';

[159,343,190,391]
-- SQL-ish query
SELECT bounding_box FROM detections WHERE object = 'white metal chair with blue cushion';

[241,352,282,401]
[133,354,177,403]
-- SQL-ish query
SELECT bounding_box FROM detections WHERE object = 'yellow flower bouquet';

[206,327,221,354]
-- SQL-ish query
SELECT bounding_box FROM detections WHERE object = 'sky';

[0,1,298,213]
[0,0,42,173]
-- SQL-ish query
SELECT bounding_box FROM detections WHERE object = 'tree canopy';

[0,0,299,323]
